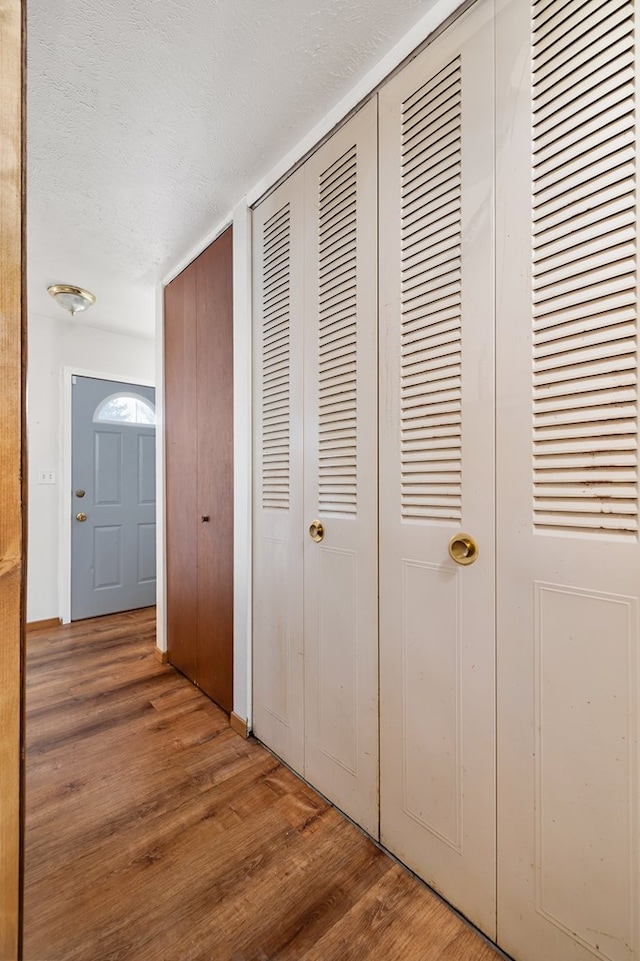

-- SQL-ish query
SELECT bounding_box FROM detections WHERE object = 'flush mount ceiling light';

[47,284,96,317]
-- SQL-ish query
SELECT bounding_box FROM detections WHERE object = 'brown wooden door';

[164,227,233,713]
[195,229,233,709]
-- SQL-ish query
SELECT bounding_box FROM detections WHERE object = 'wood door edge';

[0,3,25,958]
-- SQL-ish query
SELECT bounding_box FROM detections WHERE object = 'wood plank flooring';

[24,609,504,961]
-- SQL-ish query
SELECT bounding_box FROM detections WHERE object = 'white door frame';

[59,365,155,624]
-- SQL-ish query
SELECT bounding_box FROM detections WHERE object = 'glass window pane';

[93,393,156,426]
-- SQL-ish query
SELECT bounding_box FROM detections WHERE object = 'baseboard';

[230,711,249,739]
[27,617,62,631]
[154,647,169,664]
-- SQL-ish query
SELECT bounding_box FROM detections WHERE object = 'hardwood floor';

[24,609,504,961]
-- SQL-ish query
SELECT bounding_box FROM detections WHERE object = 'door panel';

[195,227,234,712]
[378,0,496,936]
[165,230,234,713]
[137,523,156,583]
[138,434,156,504]
[252,171,305,773]
[165,267,199,682]
[303,100,379,836]
[94,432,122,504]
[496,0,640,957]
[71,376,156,621]
[401,559,461,847]
[315,547,358,774]
[93,526,121,589]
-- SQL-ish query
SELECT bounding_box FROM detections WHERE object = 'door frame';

[0,2,24,957]
[60,366,155,623]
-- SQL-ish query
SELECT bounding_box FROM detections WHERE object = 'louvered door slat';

[532,0,637,536]
[537,31,632,109]
[535,171,634,230]
[533,0,631,72]
[316,144,359,517]
[399,55,463,516]
[536,324,635,358]
[260,204,291,510]
[535,33,633,110]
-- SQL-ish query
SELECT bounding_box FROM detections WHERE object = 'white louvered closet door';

[252,171,305,774]
[378,0,497,937]
[302,100,379,836]
[496,0,640,959]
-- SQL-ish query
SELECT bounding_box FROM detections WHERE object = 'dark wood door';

[195,228,233,711]
[164,227,233,712]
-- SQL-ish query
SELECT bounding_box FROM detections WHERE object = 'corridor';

[24,609,503,961]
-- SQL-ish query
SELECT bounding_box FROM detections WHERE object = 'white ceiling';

[27,0,439,339]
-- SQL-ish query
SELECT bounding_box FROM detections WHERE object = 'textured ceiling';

[28,0,439,338]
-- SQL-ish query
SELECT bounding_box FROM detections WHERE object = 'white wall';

[27,312,155,622]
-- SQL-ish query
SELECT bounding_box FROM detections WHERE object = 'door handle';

[76,512,88,522]
[309,520,324,542]
[448,532,478,565]
[75,489,85,498]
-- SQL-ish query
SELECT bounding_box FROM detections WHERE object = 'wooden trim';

[154,647,168,664]
[230,712,249,739]
[27,618,61,632]
[0,3,25,959]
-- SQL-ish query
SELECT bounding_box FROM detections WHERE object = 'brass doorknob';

[76,512,87,522]
[75,489,85,498]
[309,520,324,543]
[448,533,478,565]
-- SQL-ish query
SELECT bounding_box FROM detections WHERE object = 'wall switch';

[37,469,56,485]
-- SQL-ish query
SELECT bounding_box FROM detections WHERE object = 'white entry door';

[496,0,640,958]
[378,0,497,938]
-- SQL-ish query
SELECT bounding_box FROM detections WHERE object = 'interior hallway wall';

[26,312,155,622]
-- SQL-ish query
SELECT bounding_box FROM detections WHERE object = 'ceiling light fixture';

[47,284,96,317]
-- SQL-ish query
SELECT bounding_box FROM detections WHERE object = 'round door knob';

[75,489,85,498]
[76,512,88,522]
[448,532,478,565]
[309,520,325,543]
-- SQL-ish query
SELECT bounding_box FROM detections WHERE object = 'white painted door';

[303,100,379,836]
[71,375,156,620]
[496,0,640,958]
[378,0,497,937]
[252,170,305,774]
[252,104,379,831]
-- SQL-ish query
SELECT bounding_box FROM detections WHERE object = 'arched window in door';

[93,392,156,426]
